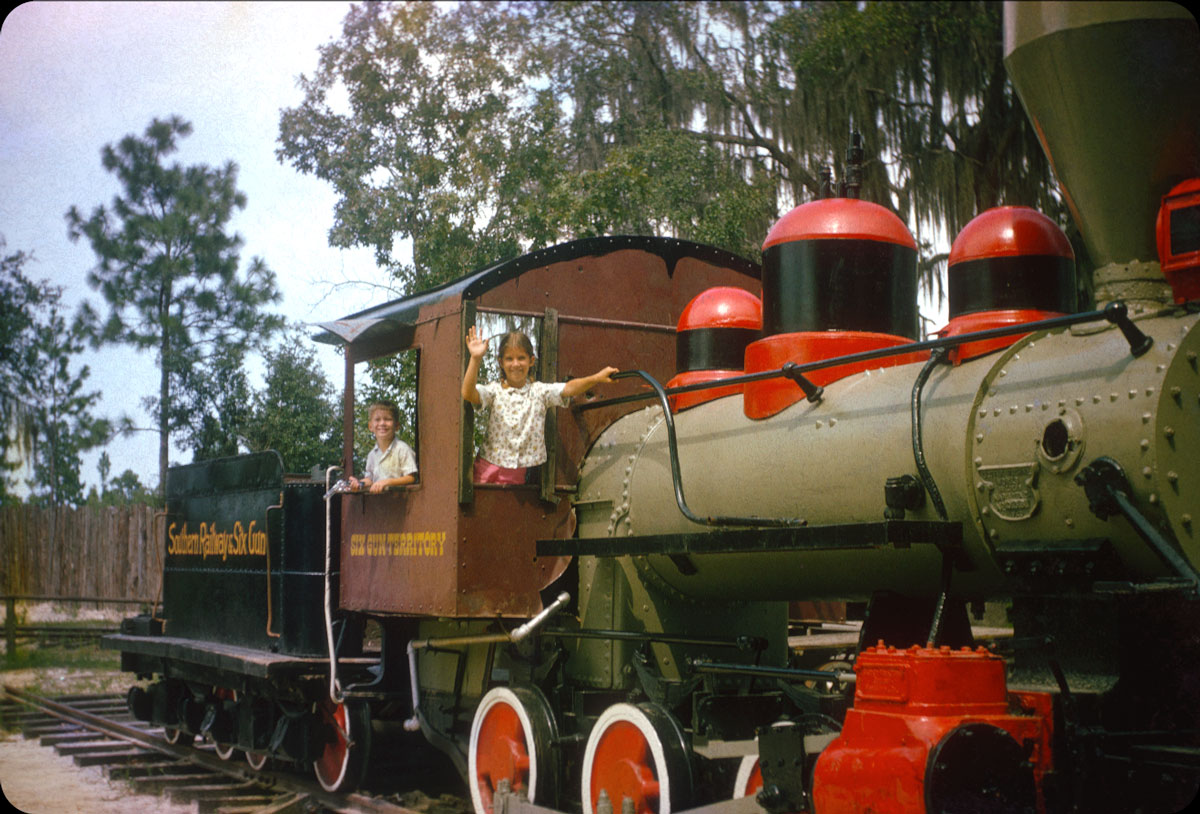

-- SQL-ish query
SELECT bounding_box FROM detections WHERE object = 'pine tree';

[67,116,283,491]
[1,238,109,505]
[244,331,342,474]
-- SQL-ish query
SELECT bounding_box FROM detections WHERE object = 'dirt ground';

[0,605,470,814]
[1,610,192,814]
[1,669,193,814]
[0,731,198,814]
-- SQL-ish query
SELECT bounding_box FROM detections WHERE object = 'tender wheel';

[582,703,693,814]
[163,727,193,746]
[469,686,559,814]
[313,698,371,792]
[733,755,762,799]
[246,750,269,770]
[211,687,239,760]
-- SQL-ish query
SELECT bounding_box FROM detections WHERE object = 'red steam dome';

[763,197,918,252]
[744,198,922,419]
[941,206,1076,363]
[667,287,762,411]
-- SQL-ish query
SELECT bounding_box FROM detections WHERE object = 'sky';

[0,1,391,493]
[0,1,958,498]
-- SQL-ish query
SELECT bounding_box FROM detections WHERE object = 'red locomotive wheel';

[582,703,692,814]
[246,750,269,770]
[313,698,371,793]
[733,755,762,799]
[468,686,559,814]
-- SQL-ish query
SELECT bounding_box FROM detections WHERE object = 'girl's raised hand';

[465,326,489,359]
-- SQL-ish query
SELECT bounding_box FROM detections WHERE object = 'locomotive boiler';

[106,3,1200,813]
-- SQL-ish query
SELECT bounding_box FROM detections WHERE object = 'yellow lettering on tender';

[165,518,270,561]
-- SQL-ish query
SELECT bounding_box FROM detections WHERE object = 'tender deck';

[102,633,373,680]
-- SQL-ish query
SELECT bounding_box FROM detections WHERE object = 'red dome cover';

[676,287,762,331]
[949,206,1073,264]
[1157,177,1200,304]
[763,198,916,251]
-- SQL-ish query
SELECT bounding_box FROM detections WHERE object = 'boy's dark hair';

[367,400,400,423]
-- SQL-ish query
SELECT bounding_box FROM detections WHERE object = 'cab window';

[467,312,542,458]
[353,347,420,484]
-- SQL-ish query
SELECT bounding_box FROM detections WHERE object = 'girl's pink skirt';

[473,457,527,485]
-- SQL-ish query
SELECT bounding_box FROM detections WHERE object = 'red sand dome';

[668,287,762,412]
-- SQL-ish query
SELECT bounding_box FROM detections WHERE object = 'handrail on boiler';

[582,302,1153,532]
[579,301,1154,414]
[610,369,807,529]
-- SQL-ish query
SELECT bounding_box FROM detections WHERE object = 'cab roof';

[313,235,760,347]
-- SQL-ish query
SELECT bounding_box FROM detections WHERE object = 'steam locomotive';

[106,3,1200,812]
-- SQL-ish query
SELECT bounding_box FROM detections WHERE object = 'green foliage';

[545,128,775,255]
[243,331,343,475]
[278,2,530,289]
[66,116,284,492]
[106,469,156,504]
[167,342,253,462]
[278,1,1064,303]
[86,457,159,507]
[277,1,776,294]
[1,238,110,506]
[770,1,1060,242]
[1,243,40,504]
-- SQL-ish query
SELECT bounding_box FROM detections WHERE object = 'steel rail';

[1,685,420,814]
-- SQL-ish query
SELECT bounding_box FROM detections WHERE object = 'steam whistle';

[841,131,864,199]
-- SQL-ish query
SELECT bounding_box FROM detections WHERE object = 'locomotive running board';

[539,519,966,566]
[102,633,376,680]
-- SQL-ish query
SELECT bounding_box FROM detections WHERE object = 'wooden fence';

[0,504,162,604]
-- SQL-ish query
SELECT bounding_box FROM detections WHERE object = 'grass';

[2,618,131,705]
[3,639,122,673]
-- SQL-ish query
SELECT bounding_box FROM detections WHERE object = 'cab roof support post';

[459,299,477,505]
[540,307,560,505]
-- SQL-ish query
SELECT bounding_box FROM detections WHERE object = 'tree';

[169,342,254,462]
[532,0,1061,284]
[1,241,41,503]
[85,453,159,506]
[1,238,110,505]
[67,116,284,491]
[277,1,1062,302]
[243,331,342,475]
[90,468,158,506]
[278,2,549,291]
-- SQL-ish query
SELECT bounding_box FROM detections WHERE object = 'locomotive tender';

[106,3,1200,812]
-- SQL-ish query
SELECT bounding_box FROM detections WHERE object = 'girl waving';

[462,327,617,484]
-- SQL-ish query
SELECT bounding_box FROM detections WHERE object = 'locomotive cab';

[314,236,762,621]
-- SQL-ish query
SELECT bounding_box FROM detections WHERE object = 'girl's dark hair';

[496,330,536,384]
[497,330,535,360]
[367,400,400,423]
